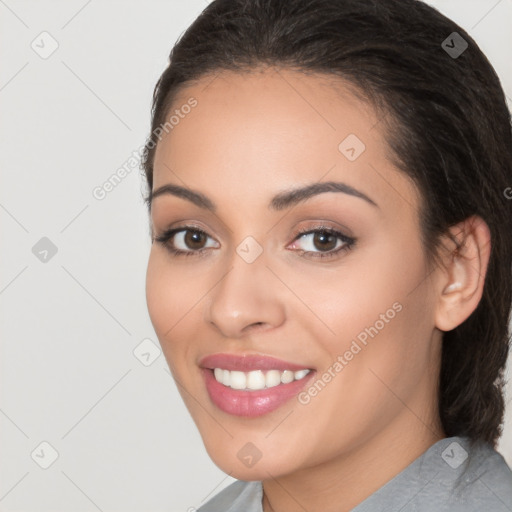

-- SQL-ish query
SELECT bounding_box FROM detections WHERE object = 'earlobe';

[434,216,491,332]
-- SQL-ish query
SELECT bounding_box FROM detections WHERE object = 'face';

[146,67,444,480]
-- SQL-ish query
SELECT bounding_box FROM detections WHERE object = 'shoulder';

[353,436,512,512]
[412,437,512,512]
[448,438,512,511]
[196,480,262,512]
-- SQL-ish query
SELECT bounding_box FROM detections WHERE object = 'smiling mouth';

[199,353,316,416]
[212,367,311,391]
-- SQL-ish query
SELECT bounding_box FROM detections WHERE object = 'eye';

[154,224,356,260]
[154,225,219,257]
[288,226,356,259]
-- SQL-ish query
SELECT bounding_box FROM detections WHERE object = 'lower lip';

[201,368,315,417]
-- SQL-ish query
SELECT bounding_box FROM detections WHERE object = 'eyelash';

[153,224,356,260]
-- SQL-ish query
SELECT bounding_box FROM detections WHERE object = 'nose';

[204,252,286,339]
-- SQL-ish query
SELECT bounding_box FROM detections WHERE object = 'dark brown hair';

[141,0,512,448]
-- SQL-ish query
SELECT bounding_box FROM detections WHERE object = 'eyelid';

[153,220,211,241]
[154,225,219,248]
[287,225,355,258]
[154,222,356,260]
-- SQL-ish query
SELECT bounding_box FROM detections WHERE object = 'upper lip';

[199,353,314,372]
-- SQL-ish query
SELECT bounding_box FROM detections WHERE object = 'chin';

[204,439,301,481]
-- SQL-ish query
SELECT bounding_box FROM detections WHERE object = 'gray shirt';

[197,435,512,511]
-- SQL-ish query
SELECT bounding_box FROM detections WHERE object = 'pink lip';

[199,353,315,417]
[199,353,313,372]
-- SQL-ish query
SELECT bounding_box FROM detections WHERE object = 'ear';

[434,215,491,332]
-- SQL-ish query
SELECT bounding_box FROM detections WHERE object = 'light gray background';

[1,1,511,511]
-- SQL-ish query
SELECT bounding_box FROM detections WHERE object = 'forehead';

[152,67,420,215]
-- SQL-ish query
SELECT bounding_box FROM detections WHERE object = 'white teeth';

[281,370,294,384]
[294,369,309,380]
[212,367,311,390]
[265,370,282,388]
[246,370,266,390]
[230,371,246,390]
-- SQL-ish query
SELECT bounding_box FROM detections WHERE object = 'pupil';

[314,232,336,251]
[186,230,205,249]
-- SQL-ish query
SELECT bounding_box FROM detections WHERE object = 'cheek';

[145,250,193,361]
[146,249,214,381]
[146,250,172,335]
[312,234,431,381]
[301,239,422,344]
[319,246,433,405]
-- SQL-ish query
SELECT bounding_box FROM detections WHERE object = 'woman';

[142,0,512,510]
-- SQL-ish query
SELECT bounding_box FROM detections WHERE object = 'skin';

[145,67,491,512]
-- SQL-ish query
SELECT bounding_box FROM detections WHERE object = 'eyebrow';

[148,180,379,212]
